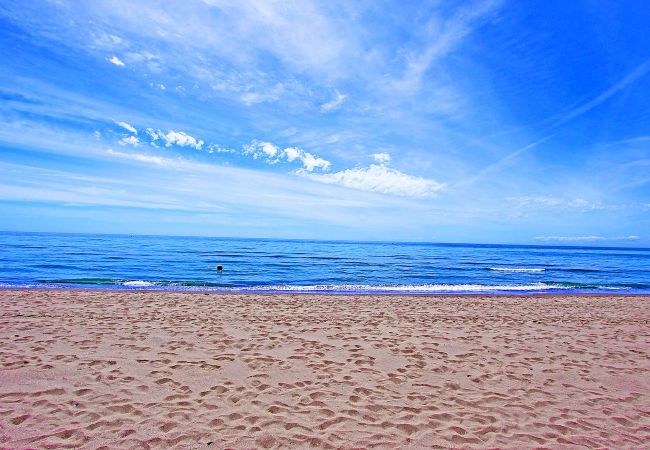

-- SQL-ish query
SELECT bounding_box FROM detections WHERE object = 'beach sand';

[0,290,649,448]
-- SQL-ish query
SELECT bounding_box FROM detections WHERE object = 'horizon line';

[2,230,649,252]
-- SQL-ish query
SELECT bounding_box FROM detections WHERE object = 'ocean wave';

[121,280,157,287]
[39,278,237,288]
[40,278,116,285]
[15,279,642,293]
[489,267,546,273]
[237,283,567,292]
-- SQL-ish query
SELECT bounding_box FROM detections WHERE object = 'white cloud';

[162,131,204,149]
[107,149,168,165]
[284,147,301,162]
[372,152,391,164]
[243,140,278,159]
[244,140,331,171]
[135,131,330,172]
[118,135,140,146]
[108,56,125,67]
[299,152,331,172]
[207,143,236,154]
[320,90,347,112]
[534,235,640,242]
[260,142,280,158]
[302,164,444,197]
[145,128,160,140]
[147,129,204,150]
[115,120,137,134]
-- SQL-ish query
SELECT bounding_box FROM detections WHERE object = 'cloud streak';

[107,149,168,165]
[463,60,650,189]
[534,235,640,243]
[391,0,503,95]
[320,91,347,112]
[302,164,444,198]
[115,121,137,134]
[509,196,605,211]
[555,59,650,126]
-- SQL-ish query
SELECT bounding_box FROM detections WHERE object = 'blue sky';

[1,0,649,245]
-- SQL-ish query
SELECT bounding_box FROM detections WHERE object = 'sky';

[1,0,649,245]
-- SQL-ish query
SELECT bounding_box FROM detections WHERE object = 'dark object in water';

[217,265,223,271]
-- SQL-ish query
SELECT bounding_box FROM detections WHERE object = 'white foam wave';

[489,267,546,273]
[238,283,568,292]
[121,280,157,287]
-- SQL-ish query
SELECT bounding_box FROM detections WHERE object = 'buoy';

[217,265,223,271]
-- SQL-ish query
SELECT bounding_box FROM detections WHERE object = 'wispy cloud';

[240,83,286,106]
[391,0,503,95]
[118,135,139,146]
[554,59,650,126]
[459,134,555,188]
[620,159,650,168]
[372,153,391,164]
[115,121,137,134]
[463,60,650,189]
[320,91,347,112]
[302,164,444,198]
[107,149,168,165]
[509,196,606,211]
[534,235,640,243]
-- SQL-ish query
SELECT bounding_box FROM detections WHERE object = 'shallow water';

[1,232,649,294]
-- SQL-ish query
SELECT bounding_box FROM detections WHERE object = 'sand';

[0,290,649,449]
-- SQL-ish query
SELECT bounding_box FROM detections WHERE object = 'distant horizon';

[2,229,648,251]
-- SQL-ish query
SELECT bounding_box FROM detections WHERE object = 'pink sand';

[1,290,649,448]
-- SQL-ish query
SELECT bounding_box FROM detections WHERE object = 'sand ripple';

[1,290,649,448]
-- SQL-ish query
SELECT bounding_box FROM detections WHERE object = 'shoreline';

[2,286,649,297]
[1,289,649,448]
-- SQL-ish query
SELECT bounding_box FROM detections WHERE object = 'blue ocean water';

[1,232,649,294]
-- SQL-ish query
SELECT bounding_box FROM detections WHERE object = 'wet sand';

[1,289,649,448]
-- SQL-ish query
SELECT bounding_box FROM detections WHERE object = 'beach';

[1,290,649,448]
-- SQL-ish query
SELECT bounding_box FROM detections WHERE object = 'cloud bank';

[110,122,444,196]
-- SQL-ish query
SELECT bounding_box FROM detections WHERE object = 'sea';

[1,232,649,294]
